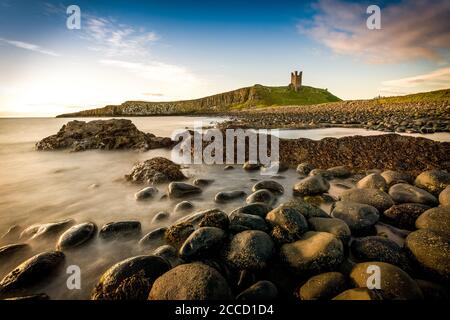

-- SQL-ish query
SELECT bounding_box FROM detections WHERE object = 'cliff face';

[58,86,261,117]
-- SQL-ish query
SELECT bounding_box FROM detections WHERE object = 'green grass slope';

[374,88,450,104]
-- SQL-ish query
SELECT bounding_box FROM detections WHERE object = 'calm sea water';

[0,116,448,299]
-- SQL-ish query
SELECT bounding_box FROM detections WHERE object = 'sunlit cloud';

[379,67,450,95]
[298,0,450,64]
[0,38,60,56]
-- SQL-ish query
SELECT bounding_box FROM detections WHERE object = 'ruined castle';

[290,70,302,92]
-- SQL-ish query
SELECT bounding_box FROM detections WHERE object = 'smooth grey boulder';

[168,182,202,198]
[236,280,278,300]
[331,201,379,234]
[151,211,169,224]
[381,170,413,187]
[179,227,227,260]
[415,206,450,235]
[293,175,330,196]
[299,272,348,300]
[356,173,388,191]
[215,190,246,203]
[173,201,194,214]
[382,203,430,230]
[415,170,450,196]
[152,245,183,268]
[246,189,276,206]
[229,213,268,233]
[326,166,351,179]
[339,188,394,212]
[20,219,75,241]
[308,217,351,244]
[134,187,158,201]
[439,186,450,206]
[252,180,284,194]
[57,222,97,250]
[139,227,167,248]
[266,206,308,239]
[389,183,438,206]
[99,221,141,240]
[230,203,273,219]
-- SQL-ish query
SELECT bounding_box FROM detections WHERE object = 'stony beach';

[0,118,449,301]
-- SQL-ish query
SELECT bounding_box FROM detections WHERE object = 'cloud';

[298,0,450,64]
[380,67,450,95]
[82,16,159,58]
[0,38,60,56]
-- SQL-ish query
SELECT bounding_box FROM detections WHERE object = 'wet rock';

[246,189,276,206]
[415,206,450,235]
[326,166,351,179]
[339,188,394,212]
[331,201,379,234]
[99,221,141,240]
[308,218,351,244]
[415,170,450,196]
[280,199,329,219]
[198,210,229,230]
[125,157,186,185]
[36,119,173,152]
[382,203,430,230]
[332,288,384,300]
[349,262,423,300]
[224,230,274,270]
[356,173,388,191]
[236,280,278,300]
[20,219,75,241]
[151,212,169,224]
[193,178,214,186]
[405,229,450,282]
[389,183,438,206]
[175,208,223,226]
[415,279,450,300]
[266,206,308,240]
[215,190,246,203]
[92,255,170,300]
[309,168,332,179]
[179,227,227,260]
[440,186,450,206]
[229,213,268,233]
[280,232,344,275]
[252,180,284,194]
[164,223,195,249]
[224,165,234,170]
[149,262,232,300]
[4,293,50,300]
[243,161,261,171]
[168,182,202,198]
[139,227,167,248]
[152,245,183,268]
[294,175,330,196]
[230,203,273,219]
[381,170,413,187]
[299,272,348,300]
[0,244,31,262]
[350,236,411,272]
[173,201,194,214]
[296,162,314,175]
[0,251,65,298]
[56,222,97,250]
[134,187,158,201]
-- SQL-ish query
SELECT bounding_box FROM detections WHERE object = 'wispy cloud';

[82,16,159,58]
[298,0,450,64]
[380,67,450,95]
[0,38,60,56]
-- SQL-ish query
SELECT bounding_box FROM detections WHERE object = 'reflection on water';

[0,117,447,299]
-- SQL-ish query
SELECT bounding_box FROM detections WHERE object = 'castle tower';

[290,70,302,92]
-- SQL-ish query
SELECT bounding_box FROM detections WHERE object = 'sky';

[0,0,449,117]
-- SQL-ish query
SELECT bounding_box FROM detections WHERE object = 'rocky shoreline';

[219,100,450,134]
[1,119,449,300]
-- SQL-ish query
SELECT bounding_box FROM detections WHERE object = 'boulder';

[0,244,31,262]
[243,161,261,171]
[339,188,394,212]
[308,217,351,244]
[439,186,450,206]
[381,170,413,187]
[349,262,423,300]
[332,288,384,300]
[236,280,278,300]
[405,229,450,282]
[299,272,348,300]
[134,187,158,201]
[173,201,194,214]
[293,175,330,196]
[389,183,438,206]
[326,166,351,178]
[296,162,314,175]
[193,179,214,186]
[356,173,388,191]
[164,223,195,249]
[149,262,233,300]
[331,201,379,234]
[279,199,329,219]
[224,230,274,270]
[246,190,276,206]
[382,203,430,230]
[198,210,230,230]
[415,170,450,196]
[280,232,344,275]
[229,213,268,233]
[152,245,183,268]
[179,227,227,260]
[36,119,173,151]
[415,206,450,235]
[151,212,169,224]
[125,157,186,184]
[56,222,97,250]
[20,219,75,241]
[99,221,141,240]
[92,255,170,300]
[215,190,246,202]
[139,227,167,248]
[230,203,273,219]
[265,206,308,239]
[168,182,202,198]
[0,251,65,298]
[252,180,284,194]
